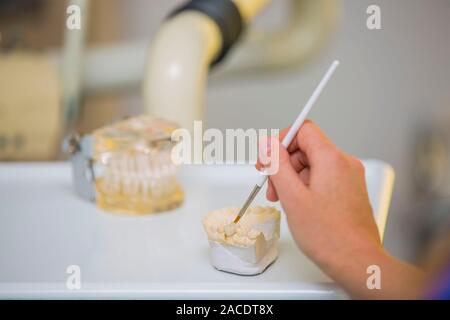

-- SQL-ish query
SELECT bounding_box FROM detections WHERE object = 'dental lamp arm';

[143,11,221,130]
[214,0,339,76]
[50,0,337,124]
[143,0,270,130]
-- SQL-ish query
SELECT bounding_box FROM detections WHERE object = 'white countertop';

[0,161,393,299]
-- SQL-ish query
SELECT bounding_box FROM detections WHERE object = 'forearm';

[322,242,426,299]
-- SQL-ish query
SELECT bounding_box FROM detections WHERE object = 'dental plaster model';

[92,116,184,214]
[203,206,281,275]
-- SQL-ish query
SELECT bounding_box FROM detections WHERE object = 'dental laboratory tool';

[233,60,340,224]
[64,116,184,214]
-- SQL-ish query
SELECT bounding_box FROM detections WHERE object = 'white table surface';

[0,161,394,299]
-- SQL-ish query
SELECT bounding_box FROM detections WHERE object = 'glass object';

[92,116,183,214]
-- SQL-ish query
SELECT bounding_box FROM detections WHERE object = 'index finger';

[285,120,334,160]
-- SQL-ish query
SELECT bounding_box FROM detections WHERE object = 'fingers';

[298,167,311,186]
[287,120,334,164]
[267,151,310,201]
[262,120,335,203]
[256,135,278,172]
[268,144,308,204]
[278,127,291,143]
[289,150,308,172]
[266,179,279,202]
[266,120,332,155]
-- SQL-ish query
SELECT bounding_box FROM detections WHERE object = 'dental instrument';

[233,60,340,224]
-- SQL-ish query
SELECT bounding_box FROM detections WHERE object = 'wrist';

[321,238,425,299]
[315,231,383,277]
[316,235,387,297]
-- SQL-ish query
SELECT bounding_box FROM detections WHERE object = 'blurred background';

[0,0,449,267]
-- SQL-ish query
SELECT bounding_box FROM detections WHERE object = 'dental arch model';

[65,116,184,214]
[203,206,281,275]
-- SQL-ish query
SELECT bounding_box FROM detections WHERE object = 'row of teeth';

[98,153,179,196]
[206,224,262,246]
[101,174,178,197]
[213,206,277,217]
[102,153,176,176]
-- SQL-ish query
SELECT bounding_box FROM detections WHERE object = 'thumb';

[269,144,308,205]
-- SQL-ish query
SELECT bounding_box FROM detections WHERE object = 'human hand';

[261,120,424,299]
